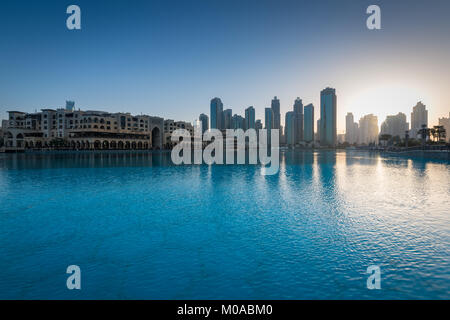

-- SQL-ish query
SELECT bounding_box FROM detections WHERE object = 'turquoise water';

[0,151,449,299]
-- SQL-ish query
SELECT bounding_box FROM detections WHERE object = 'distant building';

[303,104,314,143]
[66,100,75,112]
[285,111,295,146]
[245,106,256,130]
[271,96,281,130]
[358,114,379,145]
[223,109,233,129]
[380,112,409,138]
[316,119,321,142]
[345,112,359,144]
[199,113,209,133]
[210,97,223,130]
[293,98,303,143]
[231,114,245,129]
[265,108,273,129]
[319,87,337,146]
[438,112,450,142]
[265,107,274,145]
[255,119,263,131]
[410,101,428,138]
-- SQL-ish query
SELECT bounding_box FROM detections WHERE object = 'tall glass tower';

[245,106,256,130]
[303,104,314,143]
[293,97,303,143]
[265,107,273,145]
[271,96,281,130]
[223,109,233,129]
[210,97,223,130]
[199,113,209,133]
[319,88,337,146]
[285,111,295,146]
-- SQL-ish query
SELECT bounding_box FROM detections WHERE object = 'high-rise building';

[410,101,428,138]
[303,104,314,143]
[199,113,209,133]
[223,109,233,129]
[293,98,303,143]
[271,96,281,130]
[345,112,359,144]
[380,112,409,138]
[232,114,245,129]
[265,108,273,145]
[265,108,273,129]
[319,87,337,146]
[66,100,75,112]
[358,114,379,145]
[255,120,263,131]
[210,97,223,130]
[245,106,256,130]
[285,111,295,146]
[438,112,450,142]
[316,119,321,142]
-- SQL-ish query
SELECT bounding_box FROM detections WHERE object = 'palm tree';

[433,125,446,143]
[379,134,392,147]
[418,125,431,145]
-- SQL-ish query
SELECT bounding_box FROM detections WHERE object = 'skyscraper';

[319,87,337,146]
[265,107,273,145]
[210,97,223,130]
[285,111,295,146]
[316,119,321,142]
[199,113,209,133]
[303,104,314,143]
[410,101,428,138]
[271,96,281,130]
[232,114,245,129]
[245,106,256,130]
[255,120,263,131]
[358,114,379,145]
[293,97,303,143]
[345,112,359,144]
[265,108,273,129]
[380,112,409,138]
[223,109,233,129]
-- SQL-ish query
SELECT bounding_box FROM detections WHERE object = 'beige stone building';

[1,101,164,152]
[163,119,194,147]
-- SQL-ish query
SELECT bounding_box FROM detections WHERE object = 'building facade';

[358,114,379,145]
[303,104,314,143]
[285,111,295,146]
[164,119,194,146]
[319,87,337,146]
[271,96,281,130]
[232,114,245,130]
[245,106,255,130]
[223,109,233,130]
[410,101,428,138]
[2,102,164,151]
[380,112,409,138]
[210,97,223,130]
[345,112,359,144]
[199,113,209,133]
[293,98,303,143]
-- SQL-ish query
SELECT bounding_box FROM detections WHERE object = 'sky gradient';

[1,0,449,132]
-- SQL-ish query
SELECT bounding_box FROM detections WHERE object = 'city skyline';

[1,0,450,131]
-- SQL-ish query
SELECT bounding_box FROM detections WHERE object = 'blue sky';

[1,0,449,131]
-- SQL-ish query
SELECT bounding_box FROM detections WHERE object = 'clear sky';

[1,0,449,132]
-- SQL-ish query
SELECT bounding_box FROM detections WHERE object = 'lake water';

[0,150,449,299]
